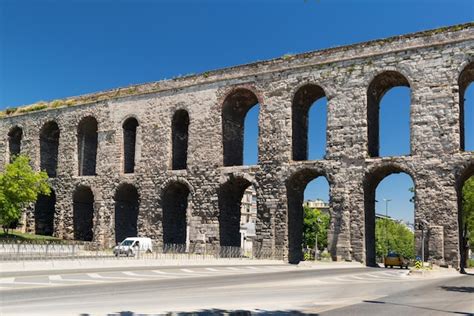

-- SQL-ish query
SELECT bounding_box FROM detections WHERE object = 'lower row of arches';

[33,183,188,245]
[31,166,473,266]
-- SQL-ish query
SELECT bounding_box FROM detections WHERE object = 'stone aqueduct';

[1,24,473,267]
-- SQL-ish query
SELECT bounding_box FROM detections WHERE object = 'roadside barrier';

[0,240,285,261]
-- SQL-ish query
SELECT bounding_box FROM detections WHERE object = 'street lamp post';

[383,199,391,255]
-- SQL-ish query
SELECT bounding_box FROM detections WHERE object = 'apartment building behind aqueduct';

[1,23,473,267]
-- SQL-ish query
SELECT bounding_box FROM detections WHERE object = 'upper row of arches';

[6,64,474,174]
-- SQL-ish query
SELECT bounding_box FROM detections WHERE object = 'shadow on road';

[362,300,470,315]
[440,286,474,293]
[80,310,317,316]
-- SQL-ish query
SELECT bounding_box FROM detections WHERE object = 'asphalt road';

[323,273,474,315]
[0,265,472,315]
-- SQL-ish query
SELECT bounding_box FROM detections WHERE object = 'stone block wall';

[1,23,473,267]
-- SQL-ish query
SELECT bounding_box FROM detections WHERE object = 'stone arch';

[122,117,139,173]
[77,116,98,176]
[292,84,327,161]
[7,126,22,160]
[218,175,254,247]
[222,88,260,166]
[114,183,139,243]
[73,185,94,241]
[367,70,411,157]
[171,109,189,170]
[161,180,191,245]
[40,121,60,177]
[363,164,416,266]
[458,61,474,151]
[286,167,330,264]
[35,190,56,236]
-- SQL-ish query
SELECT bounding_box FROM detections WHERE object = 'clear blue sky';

[1,0,473,224]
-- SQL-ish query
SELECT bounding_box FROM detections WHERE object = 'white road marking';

[86,273,138,280]
[366,273,386,278]
[48,275,104,283]
[245,266,259,270]
[205,268,219,272]
[180,269,194,273]
[151,270,202,278]
[226,267,240,271]
[11,281,55,286]
[49,275,63,281]
[123,271,171,278]
[56,277,105,283]
[0,278,15,284]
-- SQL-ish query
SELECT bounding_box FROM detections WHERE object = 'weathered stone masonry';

[1,24,473,267]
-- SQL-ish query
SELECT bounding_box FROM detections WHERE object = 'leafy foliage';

[303,206,330,250]
[375,218,415,260]
[0,155,51,233]
[462,176,474,250]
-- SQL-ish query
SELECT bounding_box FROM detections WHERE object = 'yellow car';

[384,252,409,269]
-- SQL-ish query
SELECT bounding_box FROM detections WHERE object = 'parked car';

[384,252,409,268]
[113,237,153,257]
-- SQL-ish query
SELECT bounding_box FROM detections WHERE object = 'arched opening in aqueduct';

[171,110,189,170]
[73,185,94,241]
[39,121,60,177]
[7,126,22,160]
[114,183,139,243]
[77,116,98,176]
[364,166,415,267]
[458,164,473,271]
[373,173,415,263]
[122,117,139,174]
[367,71,411,157]
[292,84,327,161]
[218,177,255,248]
[222,88,259,166]
[459,62,474,151]
[34,190,56,236]
[162,181,190,246]
[286,169,330,264]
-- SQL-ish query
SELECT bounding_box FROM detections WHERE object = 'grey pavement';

[2,263,469,316]
[322,274,474,315]
[0,257,362,276]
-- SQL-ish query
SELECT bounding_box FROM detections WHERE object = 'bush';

[5,107,17,115]
[468,258,474,268]
[320,251,332,260]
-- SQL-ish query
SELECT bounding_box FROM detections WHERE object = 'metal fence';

[0,240,285,261]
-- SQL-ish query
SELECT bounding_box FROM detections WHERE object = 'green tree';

[462,176,474,250]
[375,218,415,260]
[303,206,330,250]
[0,155,50,233]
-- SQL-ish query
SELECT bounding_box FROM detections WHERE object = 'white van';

[113,237,153,257]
